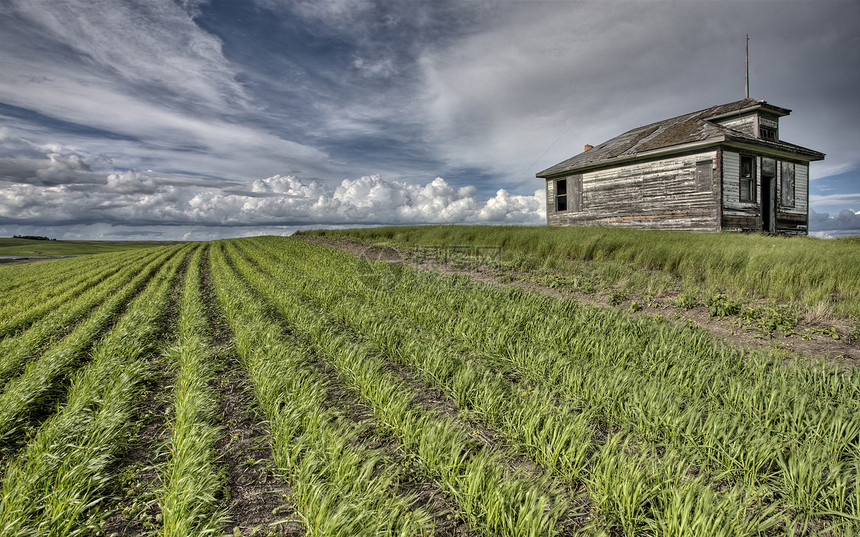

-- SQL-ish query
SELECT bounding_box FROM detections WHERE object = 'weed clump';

[742,302,801,336]
[707,294,742,318]
[673,292,698,310]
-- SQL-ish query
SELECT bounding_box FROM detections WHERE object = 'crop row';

[0,245,163,312]
[157,245,228,536]
[0,249,119,296]
[2,235,857,536]
[0,245,192,535]
[243,239,773,533]
[210,242,438,535]
[0,246,186,451]
[225,239,589,535]
[0,247,163,339]
[0,246,182,392]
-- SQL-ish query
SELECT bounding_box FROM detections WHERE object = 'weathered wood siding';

[545,179,555,218]
[780,162,808,214]
[715,115,757,137]
[796,163,808,211]
[547,151,719,230]
[775,162,808,235]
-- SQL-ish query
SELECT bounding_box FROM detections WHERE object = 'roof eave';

[706,102,792,122]
[722,137,825,161]
[536,135,825,179]
[536,137,726,178]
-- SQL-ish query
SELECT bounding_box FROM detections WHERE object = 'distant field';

[302,225,860,319]
[1,236,859,535]
[0,238,184,259]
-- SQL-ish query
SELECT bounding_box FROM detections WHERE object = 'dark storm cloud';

[810,209,860,232]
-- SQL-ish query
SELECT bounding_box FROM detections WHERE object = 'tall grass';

[304,225,860,318]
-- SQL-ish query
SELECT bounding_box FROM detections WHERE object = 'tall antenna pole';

[745,34,749,99]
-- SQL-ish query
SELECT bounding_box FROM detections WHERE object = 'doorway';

[761,158,776,233]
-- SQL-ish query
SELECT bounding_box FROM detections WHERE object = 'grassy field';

[0,237,184,258]
[301,225,860,320]
[0,234,859,535]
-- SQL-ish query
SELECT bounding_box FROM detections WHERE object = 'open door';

[761,158,776,233]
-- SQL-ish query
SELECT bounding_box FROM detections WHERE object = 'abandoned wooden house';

[536,98,825,234]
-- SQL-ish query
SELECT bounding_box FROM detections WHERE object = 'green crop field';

[1,233,859,536]
[0,238,183,261]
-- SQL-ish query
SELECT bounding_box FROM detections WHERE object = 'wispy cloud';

[7,0,250,112]
[0,0,333,182]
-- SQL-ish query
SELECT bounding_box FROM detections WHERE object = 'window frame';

[759,126,777,141]
[555,178,568,212]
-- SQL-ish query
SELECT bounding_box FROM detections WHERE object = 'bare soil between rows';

[201,247,306,537]
[303,236,860,368]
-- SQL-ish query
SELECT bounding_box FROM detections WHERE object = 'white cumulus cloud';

[1,168,544,229]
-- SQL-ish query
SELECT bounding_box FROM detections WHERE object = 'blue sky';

[0,0,858,240]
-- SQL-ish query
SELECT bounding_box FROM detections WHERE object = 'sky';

[0,0,858,241]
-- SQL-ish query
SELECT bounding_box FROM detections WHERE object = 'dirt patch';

[303,236,860,368]
[212,356,304,537]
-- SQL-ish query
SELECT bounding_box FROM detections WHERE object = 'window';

[695,161,713,192]
[555,179,567,212]
[740,155,755,202]
[759,126,777,141]
[781,161,795,207]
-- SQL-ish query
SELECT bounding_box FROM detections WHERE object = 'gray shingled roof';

[536,99,825,178]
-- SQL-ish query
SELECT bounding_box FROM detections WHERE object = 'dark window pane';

[759,127,777,141]
[741,156,754,178]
